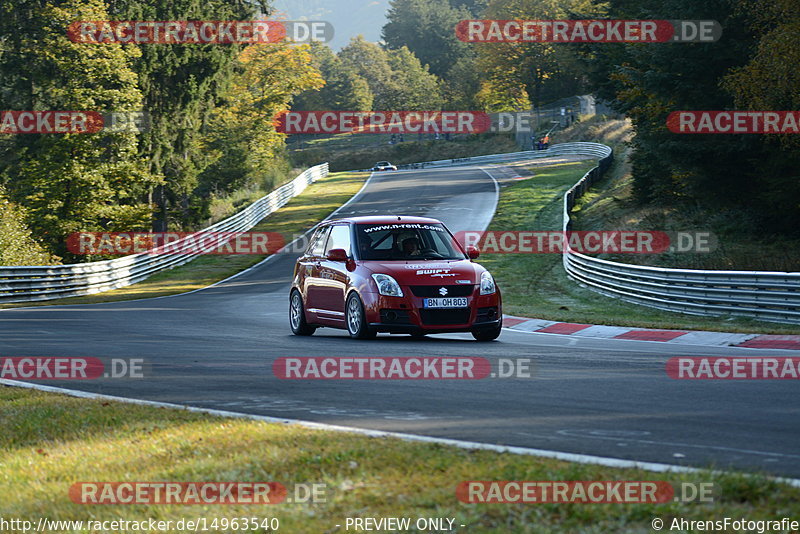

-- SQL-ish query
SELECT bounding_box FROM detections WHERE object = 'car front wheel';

[289,290,316,336]
[346,292,376,339]
[472,324,502,342]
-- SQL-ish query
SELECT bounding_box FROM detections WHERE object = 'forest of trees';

[1,0,798,265]
[300,0,800,232]
[0,0,321,262]
[585,0,800,229]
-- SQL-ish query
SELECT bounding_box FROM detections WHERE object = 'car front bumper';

[360,289,502,333]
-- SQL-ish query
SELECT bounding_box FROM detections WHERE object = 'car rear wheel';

[472,324,502,342]
[346,292,376,339]
[289,290,316,336]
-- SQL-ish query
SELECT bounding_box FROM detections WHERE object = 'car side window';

[308,226,330,257]
[324,224,352,256]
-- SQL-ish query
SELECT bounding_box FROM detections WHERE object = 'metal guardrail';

[0,163,329,304]
[7,139,798,323]
[0,143,606,304]
[382,142,611,171]
[561,147,800,324]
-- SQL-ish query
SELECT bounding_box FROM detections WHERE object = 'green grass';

[556,115,800,271]
[2,386,797,533]
[551,115,632,147]
[0,171,368,309]
[573,161,800,273]
[480,159,800,334]
[288,131,390,151]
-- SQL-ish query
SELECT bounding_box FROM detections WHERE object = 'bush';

[0,190,59,266]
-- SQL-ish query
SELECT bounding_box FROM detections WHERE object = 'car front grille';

[419,308,471,325]
[410,285,474,298]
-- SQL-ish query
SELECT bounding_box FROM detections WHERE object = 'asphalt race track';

[2,166,799,477]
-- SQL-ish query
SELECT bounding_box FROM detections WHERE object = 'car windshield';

[376,162,391,166]
[355,223,466,261]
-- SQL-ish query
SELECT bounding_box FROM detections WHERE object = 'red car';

[289,216,502,341]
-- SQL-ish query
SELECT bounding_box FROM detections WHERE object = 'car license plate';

[423,297,468,308]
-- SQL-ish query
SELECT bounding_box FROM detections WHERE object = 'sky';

[271,0,392,50]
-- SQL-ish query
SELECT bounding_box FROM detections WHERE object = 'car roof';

[322,215,444,226]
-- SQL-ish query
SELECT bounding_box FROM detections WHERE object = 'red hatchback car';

[289,216,502,341]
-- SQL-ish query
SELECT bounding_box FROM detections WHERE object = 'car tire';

[346,292,376,339]
[289,290,316,336]
[472,324,502,342]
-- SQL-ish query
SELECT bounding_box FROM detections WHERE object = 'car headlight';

[480,271,496,295]
[372,274,404,297]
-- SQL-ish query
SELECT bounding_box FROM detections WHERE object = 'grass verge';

[481,159,800,334]
[564,116,800,273]
[2,386,797,533]
[572,157,800,273]
[0,171,368,309]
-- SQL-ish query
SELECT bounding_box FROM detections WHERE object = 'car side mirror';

[326,248,348,262]
[466,246,480,260]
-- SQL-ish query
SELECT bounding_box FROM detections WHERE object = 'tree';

[722,0,800,227]
[338,36,396,110]
[382,0,473,77]
[0,189,59,266]
[384,47,444,110]
[477,0,603,110]
[293,43,374,111]
[200,42,324,197]
[443,53,483,110]
[338,37,443,111]
[724,0,800,148]
[475,77,529,113]
[450,0,487,15]
[0,0,159,259]
[107,0,260,231]
[581,0,800,228]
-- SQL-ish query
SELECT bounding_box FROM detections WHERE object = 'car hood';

[361,259,484,286]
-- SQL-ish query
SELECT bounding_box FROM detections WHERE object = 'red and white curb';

[503,315,800,350]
